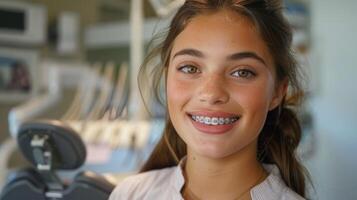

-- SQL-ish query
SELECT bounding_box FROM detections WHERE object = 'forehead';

[171,9,273,66]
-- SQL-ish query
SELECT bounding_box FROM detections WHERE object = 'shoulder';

[251,164,306,200]
[109,166,179,200]
[281,188,305,200]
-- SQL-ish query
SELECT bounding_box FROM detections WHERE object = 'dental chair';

[0,120,115,200]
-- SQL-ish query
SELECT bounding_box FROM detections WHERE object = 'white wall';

[306,1,357,199]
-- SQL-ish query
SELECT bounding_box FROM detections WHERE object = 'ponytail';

[258,95,308,197]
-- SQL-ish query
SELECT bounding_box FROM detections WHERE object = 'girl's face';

[167,10,286,159]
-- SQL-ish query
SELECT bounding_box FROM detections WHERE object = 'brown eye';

[231,69,255,78]
[179,65,199,74]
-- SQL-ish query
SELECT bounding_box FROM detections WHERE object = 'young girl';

[110,0,308,199]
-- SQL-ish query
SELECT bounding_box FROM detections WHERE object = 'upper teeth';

[191,115,239,125]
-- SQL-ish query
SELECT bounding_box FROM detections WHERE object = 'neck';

[182,142,267,200]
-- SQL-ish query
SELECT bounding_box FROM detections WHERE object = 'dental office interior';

[0,0,356,199]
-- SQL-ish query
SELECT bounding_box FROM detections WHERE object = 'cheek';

[167,79,185,101]
[245,85,272,109]
[166,71,192,114]
[231,81,275,118]
[166,73,193,142]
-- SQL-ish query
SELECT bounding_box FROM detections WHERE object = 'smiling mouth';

[188,114,240,126]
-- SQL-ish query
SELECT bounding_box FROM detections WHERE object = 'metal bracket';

[30,133,64,198]
[31,134,52,171]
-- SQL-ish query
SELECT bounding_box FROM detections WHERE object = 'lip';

[187,111,240,135]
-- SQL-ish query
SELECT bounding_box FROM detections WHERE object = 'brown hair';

[138,0,309,197]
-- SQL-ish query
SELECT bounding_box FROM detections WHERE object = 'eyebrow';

[172,48,204,59]
[227,52,267,66]
[172,48,267,66]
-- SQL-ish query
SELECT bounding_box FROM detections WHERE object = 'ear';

[269,78,288,111]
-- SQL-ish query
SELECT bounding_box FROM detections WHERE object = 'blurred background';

[0,0,356,199]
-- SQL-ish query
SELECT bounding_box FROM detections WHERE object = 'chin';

[190,137,257,160]
[193,145,238,159]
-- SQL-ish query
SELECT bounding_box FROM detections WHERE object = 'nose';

[197,74,229,105]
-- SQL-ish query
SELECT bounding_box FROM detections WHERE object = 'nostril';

[197,83,229,104]
[198,94,229,105]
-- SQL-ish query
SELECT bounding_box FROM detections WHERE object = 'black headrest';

[17,120,86,170]
[73,171,115,194]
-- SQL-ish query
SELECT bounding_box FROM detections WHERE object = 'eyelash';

[177,65,256,79]
[231,69,256,79]
[178,65,200,74]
